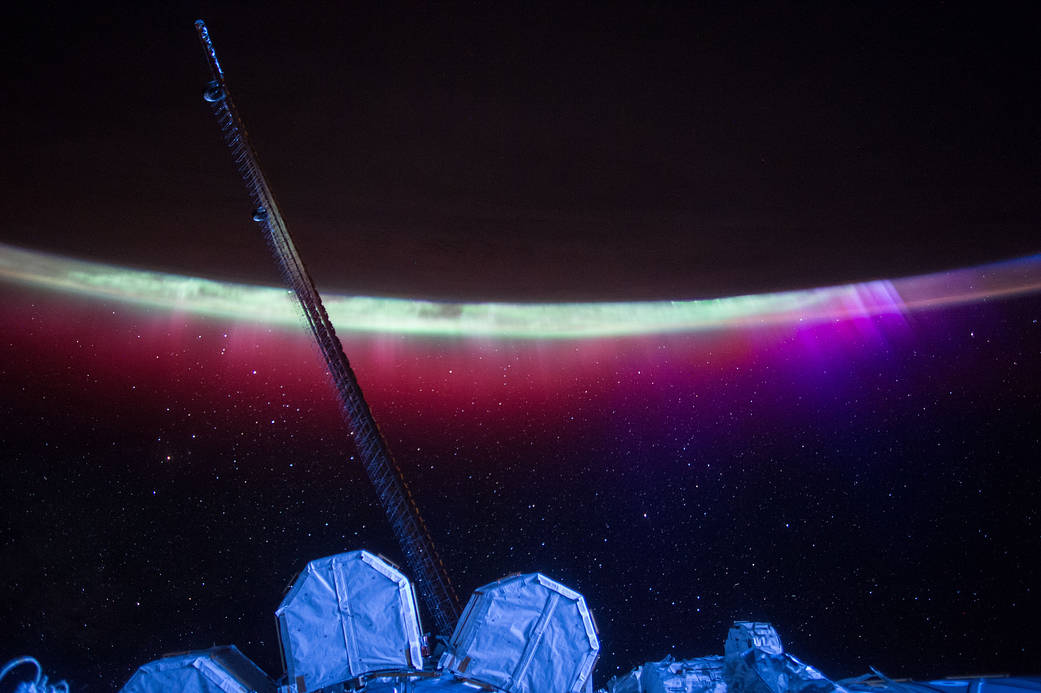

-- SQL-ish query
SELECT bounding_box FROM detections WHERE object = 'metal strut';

[194,20,462,636]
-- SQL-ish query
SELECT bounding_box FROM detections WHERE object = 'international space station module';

[10,551,1034,693]
[106,550,1041,693]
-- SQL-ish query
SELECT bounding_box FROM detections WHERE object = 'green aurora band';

[2,243,1040,339]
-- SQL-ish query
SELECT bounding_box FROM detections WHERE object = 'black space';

[3,2,1039,300]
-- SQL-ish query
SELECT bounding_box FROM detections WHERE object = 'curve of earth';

[1,242,1040,339]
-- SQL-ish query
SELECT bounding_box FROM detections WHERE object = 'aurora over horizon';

[2,239,1039,688]
[3,2,1041,689]
[3,243,1041,339]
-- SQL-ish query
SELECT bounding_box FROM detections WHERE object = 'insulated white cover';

[642,656,726,693]
[276,550,423,692]
[725,622,783,657]
[363,672,504,691]
[440,573,599,693]
[120,646,275,693]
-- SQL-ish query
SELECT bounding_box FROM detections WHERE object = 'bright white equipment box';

[440,572,599,693]
[276,550,424,692]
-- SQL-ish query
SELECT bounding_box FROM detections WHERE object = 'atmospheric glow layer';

[2,242,1039,338]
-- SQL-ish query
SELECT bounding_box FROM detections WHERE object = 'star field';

[1,284,1038,689]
